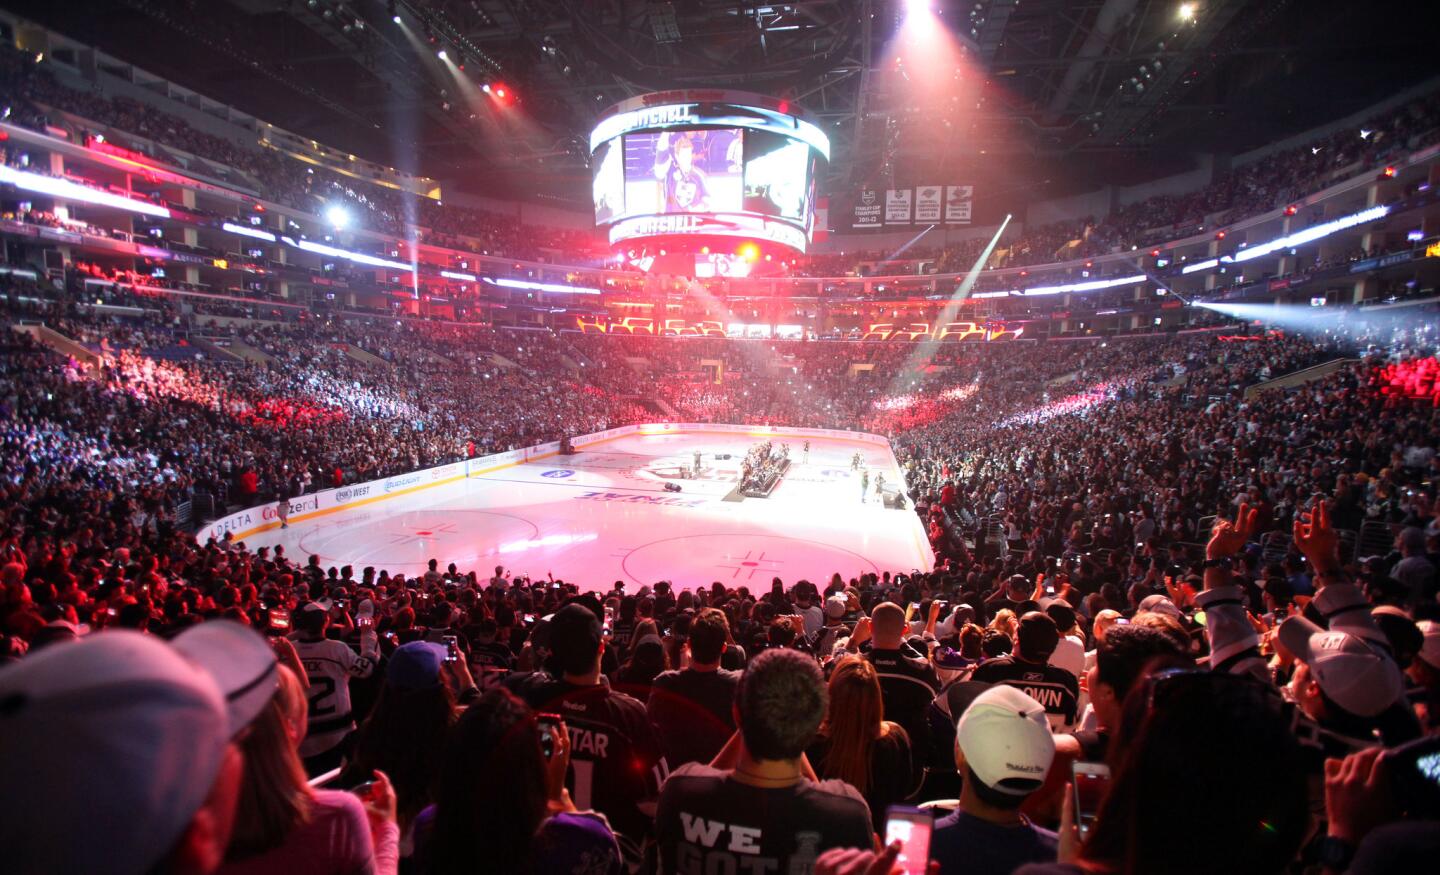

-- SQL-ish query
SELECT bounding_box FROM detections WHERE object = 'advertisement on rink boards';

[199,424,901,543]
[200,456,473,543]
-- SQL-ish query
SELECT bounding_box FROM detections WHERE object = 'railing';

[1243,359,1359,400]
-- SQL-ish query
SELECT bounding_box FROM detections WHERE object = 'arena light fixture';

[325,204,351,229]
[0,166,171,218]
[482,277,600,295]
[440,270,476,281]
[1023,274,1147,296]
[283,236,413,271]
[221,221,276,242]
[1180,258,1219,274]
[1230,205,1390,263]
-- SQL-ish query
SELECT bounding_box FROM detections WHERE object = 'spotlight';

[481,83,491,93]
[392,14,401,24]
[1178,2,1197,21]
[325,205,351,229]
[437,49,447,60]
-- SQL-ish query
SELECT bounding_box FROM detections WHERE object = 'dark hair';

[958,623,984,660]
[767,617,797,647]
[966,765,1026,810]
[689,608,730,664]
[736,648,827,760]
[347,680,456,825]
[617,639,669,691]
[294,605,326,637]
[1082,670,1309,875]
[549,604,602,676]
[428,689,548,875]
[981,629,1013,658]
[1094,625,1187,704]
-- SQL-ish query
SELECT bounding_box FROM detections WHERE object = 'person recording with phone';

[290,601,380,775]
[508,604,665,857]
[216,657,399,875]
[342,641,471,841]
[410,688,622,875]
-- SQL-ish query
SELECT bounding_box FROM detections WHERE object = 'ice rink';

[246,431,932,592]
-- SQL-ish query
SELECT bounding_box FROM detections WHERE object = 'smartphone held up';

[883,805,933,875]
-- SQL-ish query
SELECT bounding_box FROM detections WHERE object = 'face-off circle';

[297,509,541,574]
[620,532,879,587]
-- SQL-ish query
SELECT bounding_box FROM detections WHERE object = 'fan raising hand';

[1207,503,1259,560]
[1294,499,1341,575]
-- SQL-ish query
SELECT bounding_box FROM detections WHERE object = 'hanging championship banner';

[914,185,943,223]
[852,189,882,229]
[945,185,973,224]
[885,188,913,224]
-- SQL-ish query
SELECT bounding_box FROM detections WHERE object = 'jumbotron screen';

[590,91,829,254]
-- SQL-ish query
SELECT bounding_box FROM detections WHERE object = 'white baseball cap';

[1278,616,1405,718]
[0,624,276,875]
[173,620,280,733]
[1416,620,1440,671]
[957,685,1056,795]
[1138,594,1184,620]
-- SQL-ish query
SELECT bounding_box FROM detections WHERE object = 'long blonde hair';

[819,656,884,794]
[226,666,315,860]
[989,608,1018,640]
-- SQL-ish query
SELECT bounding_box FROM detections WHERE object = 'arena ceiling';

[14,0,1440,209]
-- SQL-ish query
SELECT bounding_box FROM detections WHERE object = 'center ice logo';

[541,469,575,479]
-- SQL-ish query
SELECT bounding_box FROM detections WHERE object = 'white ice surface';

[247,432,931,591]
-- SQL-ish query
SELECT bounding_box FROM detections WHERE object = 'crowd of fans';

[4,32,1440,875]
[2,248,1439,873]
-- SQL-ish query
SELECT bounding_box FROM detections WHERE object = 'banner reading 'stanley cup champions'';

[849,185,973,229]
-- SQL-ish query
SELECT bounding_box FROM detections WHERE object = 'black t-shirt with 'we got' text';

[656,763,873,875]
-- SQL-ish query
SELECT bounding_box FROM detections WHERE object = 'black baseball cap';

[1045,602,1077,633]
[1017,611,1060,661]
[548,604,602,672]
